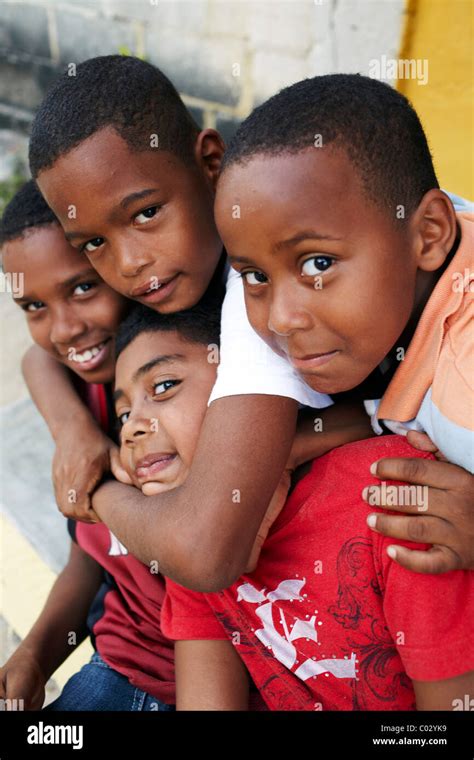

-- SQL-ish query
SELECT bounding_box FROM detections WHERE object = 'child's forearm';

[23,344,115,521]
[22,344,97,441]
[290,400,374,469]
[18,543,102,680]
[93,394,298,592]
[175,640,249,710]
[414,670,474,710]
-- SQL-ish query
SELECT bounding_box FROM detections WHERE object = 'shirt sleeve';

[443,189,474,213]
[376,533,474,682]
[208,267,333,409]
[161,579,228,641]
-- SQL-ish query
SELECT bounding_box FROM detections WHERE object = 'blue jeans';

[44,652,175,712]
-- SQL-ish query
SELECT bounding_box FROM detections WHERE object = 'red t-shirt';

[69,380,175,704]
[162,436,474,711]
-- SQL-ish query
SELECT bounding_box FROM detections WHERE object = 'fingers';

[385,544,462,574]
[406,430,438,452]
[371,456,470,491]
[110,447,133,485]
[366,512,454,546]
[52,461,106,522]
[362,481,446,516]
[406,431,450,462]
[53,481,100,522]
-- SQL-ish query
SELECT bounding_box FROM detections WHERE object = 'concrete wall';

[0,0,406,141]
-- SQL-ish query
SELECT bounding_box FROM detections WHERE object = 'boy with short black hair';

[26,58,473,593]
[0,182,174,711]
[161,76,474,711]
[214,73,474,562]
[216,74,472,449]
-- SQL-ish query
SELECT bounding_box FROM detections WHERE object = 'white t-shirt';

[208,265,332,409]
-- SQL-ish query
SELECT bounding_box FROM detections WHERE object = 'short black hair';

[0,179,58,245]
[115,299,222,362]
[29,55,200,178]
[221,74,439,218]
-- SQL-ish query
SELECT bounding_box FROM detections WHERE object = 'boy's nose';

[122,414,154,445]
[50,309,88,346]
[268,287,312,337]
[115,237,156,278]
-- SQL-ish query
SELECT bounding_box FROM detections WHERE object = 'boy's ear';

[411,189,458,272]
[194,129,226,191]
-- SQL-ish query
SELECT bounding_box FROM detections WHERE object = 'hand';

[245,469,292,573]
[110,447,134,486]
[52,419,117,523]
[0,649,46,710]
[406,430,449,461]
[363,451,474,574]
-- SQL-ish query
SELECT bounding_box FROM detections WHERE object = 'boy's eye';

[118,411,130,426]
[24,301,45,313]
[153,379,180,395]
[134,206,159,225]
[301,256,334,276]
[243,271,268,286]
[73,282,95,295]
[83,237,104,253]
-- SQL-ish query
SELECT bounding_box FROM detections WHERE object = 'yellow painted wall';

[398,0,473,199]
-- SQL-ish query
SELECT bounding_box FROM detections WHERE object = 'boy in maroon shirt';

[0,182,174,710]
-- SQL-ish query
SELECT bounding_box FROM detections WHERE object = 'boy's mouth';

[289,349,340,372]
[131,274,180,305]
[66,338,112,371]
[134,452,178,481]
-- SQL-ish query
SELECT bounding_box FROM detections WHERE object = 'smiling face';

[2,224,128,384]
[115,330,217,494]
[36,128,223,313]
[215,148,447,395]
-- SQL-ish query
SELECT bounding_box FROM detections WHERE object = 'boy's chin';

[140,477,184,495]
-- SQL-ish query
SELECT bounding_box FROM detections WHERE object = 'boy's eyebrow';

[65,230,91,243]
[14,269,98,301]
[274,230,343,250]
[133,353,185,382]
[229,230,343,265]
[114,353,185,401]
[59,269,100,289]
[120,188,161,210]
[64,189,161,242]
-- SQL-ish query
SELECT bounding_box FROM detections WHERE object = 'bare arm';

[290,399,374,469]
[22,344,117,521]
[413,670,474,710]
[22,344,98,440]
[175,640,249,711]
[93,395,298,591]
[0,542,102,708]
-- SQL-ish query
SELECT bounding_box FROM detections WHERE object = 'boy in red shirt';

[162,435,474,710]
[112,302,474,711]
